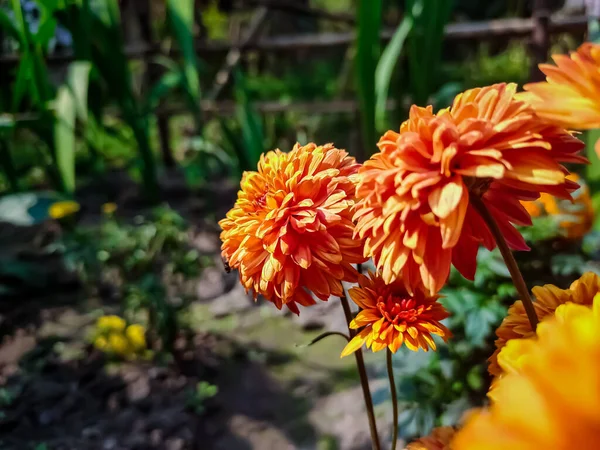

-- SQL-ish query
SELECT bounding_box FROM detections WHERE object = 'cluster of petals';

[354,83,585,294]
[454,298,600,449]
[521,173,594,239]
[520,43,600,149]
[488,271,600,376]
[341,271,450,357]
[406,426,456,450]
[219,143,366,314]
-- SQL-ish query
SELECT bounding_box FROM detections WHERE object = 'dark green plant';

[186,381,218,415]
[58,206,207,354]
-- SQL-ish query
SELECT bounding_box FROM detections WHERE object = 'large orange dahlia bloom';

[219,143,366,314]
[340,271,450,357]
[454,298,600,450]
[520,43,600,136]
[406,426,456,450]
[488,271,600,376]
[521,173,594,240]
[354,83,585,294]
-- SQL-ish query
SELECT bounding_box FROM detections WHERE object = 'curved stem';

[308,331,350,346]
[340,294,382,450]
[470,194,539,330]
[386,349,398,450]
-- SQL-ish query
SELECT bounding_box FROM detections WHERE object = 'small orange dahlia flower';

[454,299,600,450]
[520,43,600,137]
[340,271,450,357]
[406,426,456,450]
[219,143,366,314]
[488,271,600,376]
[354,83,586,294]
[521,173,594,240]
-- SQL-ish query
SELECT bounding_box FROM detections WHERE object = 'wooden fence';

[0,0,591,165]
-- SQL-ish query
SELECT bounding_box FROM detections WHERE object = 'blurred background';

[1,1,600,449]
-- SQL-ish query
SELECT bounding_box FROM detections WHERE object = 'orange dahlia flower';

[488,271,600,376]
[354,83,585,294]
[521,173,594,240]
[219,143,366,314]
[340,271,450,357]
[406,426,456,450]
[454,298,600,450]
[520,43,600,139]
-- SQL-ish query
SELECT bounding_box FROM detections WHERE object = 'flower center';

[255,192,267,207]
[464,176,493,197]
[377,295,419,324]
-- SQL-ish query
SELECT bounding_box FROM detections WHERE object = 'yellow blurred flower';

[454,299,600,449]
[102,202,118,215]
[93,315,147,360]
[93,336,108,351]
[125,324,147,352]
[521,173,594,239]
[488,271,600,376]
[406,426,456,450]
[48,200,80,219]
[108,332,131,357]
[96,315,126,333]
[520,43,600,144]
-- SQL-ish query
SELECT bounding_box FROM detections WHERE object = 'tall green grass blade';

[355,0,382,157]
[54,84,76,193]
[166,0,202,130]
[53,62,90,194]
[0,116,18,191]
[0,8,23,43]
[375,15,413,131]
[147,69,183,112]
[232,69,264,170]
[406,0,453,106]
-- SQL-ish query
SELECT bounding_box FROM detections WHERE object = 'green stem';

[470,193,539,330]
[387,349,398,450]
[0,139,19,192]
[308,331,350,346]
[340,294,382,450]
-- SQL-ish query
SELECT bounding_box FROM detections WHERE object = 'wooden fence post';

[529,0,551,82]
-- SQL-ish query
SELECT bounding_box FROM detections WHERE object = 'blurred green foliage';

[56,206,209,353]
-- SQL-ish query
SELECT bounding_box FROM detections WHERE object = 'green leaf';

[586,129,600,183]
[355,0,382,156]
[233,69,264,170]
[54,85,77,194]
[375,14,412,131]
[146,70,183,112]
[0,8,24,44]
[166,0,202,129]
[68,61,92,123]
[406,0,454,105]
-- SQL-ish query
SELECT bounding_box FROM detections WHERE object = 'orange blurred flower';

[520,43,600,155]
[406,426,456,450]
[340,271,450,357]
[521,173,594,239]
[488,271,600,376]
[454,298,600,450]
[220,143,366,314]
[354,83,585,294]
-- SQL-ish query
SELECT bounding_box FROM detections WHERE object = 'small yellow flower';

[125,324,147,352]
[94,336,108,351]
[48,200,80,219]
[108,332,131,357]
[102,202,118,215]
[96,315,127,333]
